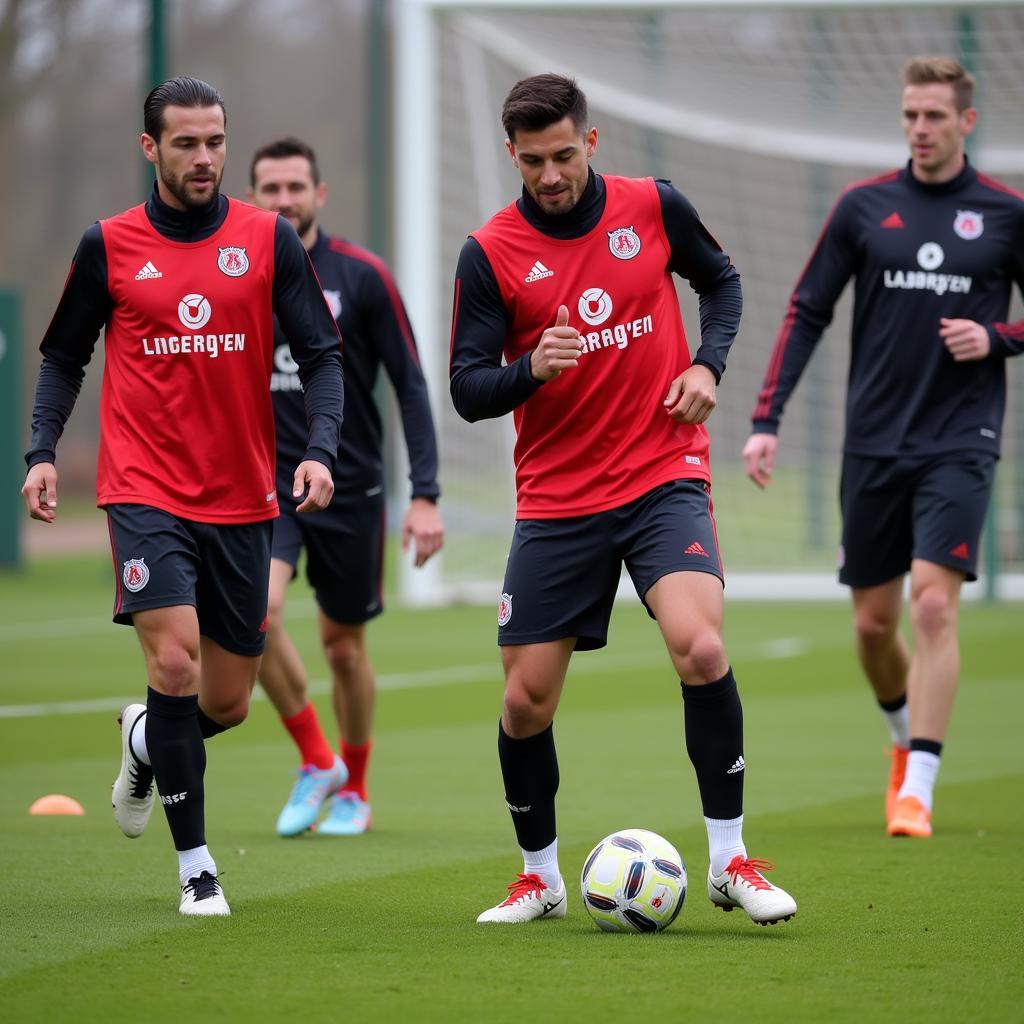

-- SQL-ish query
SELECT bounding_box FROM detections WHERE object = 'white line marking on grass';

[0,638,807,719]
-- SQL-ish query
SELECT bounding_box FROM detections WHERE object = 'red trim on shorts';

[106,512,123,616]
[704,482,725,575]
[377,500,386,610]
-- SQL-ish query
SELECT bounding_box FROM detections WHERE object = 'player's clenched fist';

[293,459,335,513]
[530,304,582,381]
[21,462,58,523]
[663,363,717,425]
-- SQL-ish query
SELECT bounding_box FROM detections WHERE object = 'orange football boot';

[887,794,932,838]
[886,746,909,823]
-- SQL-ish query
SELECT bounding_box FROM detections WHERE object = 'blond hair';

[903,56,975,112]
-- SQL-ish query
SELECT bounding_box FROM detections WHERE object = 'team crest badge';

[323,289,342,319]
[608,226,641,260]
[953,211,983,240]
[217,246,250,277]
[498,592,513,627]
[123,558,150,593]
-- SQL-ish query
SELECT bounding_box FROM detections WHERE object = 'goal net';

[394,0,1024,604]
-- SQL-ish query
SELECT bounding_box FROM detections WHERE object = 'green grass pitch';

[1,552,1022,1022]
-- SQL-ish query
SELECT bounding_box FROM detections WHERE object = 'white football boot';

[179,871,230,917]
[477,873,567,924]
[707,855,797,925]
[111,704,155,838]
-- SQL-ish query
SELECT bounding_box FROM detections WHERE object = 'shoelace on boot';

[499,873,545,906]
[182,871,222,902]
[723,856,775,891]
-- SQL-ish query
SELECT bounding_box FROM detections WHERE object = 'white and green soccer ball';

[580,828,687,933]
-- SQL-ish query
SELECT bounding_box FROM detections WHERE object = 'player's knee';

[502,682,555,733]
[909,586,956,639]
[676,632,727,683]
[265,593,287,631]
[150,643,200,694]
[324,634,364,678]
[853,606,900,647]
[204,694,250,728]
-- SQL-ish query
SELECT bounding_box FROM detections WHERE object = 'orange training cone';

[29,794,85,816]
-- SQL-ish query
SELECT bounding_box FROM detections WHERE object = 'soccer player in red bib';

[247,137,443,837]
[450,74,797,926]
[20,78,344,916]
[744,57,1024,839]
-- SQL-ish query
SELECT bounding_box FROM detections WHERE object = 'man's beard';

[160,165,221,210]
[291,212,315,239]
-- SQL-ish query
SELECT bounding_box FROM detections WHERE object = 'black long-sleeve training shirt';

[752,160,1024,456]
[27,185,344,472]
[450,169,742,422]
[271,231,440,501]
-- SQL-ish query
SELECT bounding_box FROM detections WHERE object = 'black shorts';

[272,491,385,625]
[105,504,272,657]
[838,452,996,587]
[497,480,723,651]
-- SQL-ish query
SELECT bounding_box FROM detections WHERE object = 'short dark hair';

[249,136,320,188]
[903,56,975,112]
[501,74,588,142]
[143,76,226,141]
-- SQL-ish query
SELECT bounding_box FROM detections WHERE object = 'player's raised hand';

[940,317,991,362]
[21,462,59,523]
[293,459,335,513]
[663,363,717,424]
[742,433,778,489]
[402,497,445,567]
[530,304,582,381]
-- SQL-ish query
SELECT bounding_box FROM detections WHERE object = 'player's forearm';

[450,352,541,422]
[25,356,86,467]
[398,392,441,499]
[692,274,742,382]
[989,318,1024,357]
[299,349,344,471]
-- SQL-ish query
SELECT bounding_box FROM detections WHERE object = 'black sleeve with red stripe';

[751,190,860,434]
[988,202,1024,356]
[449,236,542,423]
[26,224,110,468]
[272,216,344,472]
[363,255,440,500]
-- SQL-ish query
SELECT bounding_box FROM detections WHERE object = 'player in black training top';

[248,137,443,837]
[744,57,1024,839]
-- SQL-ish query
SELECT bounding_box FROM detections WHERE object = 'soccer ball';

[580,828,687,933]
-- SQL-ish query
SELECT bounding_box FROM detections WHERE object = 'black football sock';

[145,687,207,851]
[497,720,559,852]
[197,707,229,739]
[681,668,744,820]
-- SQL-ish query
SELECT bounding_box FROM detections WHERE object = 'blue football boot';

[275,757,347,836]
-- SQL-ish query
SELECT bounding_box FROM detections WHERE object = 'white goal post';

[393,0,1024,605]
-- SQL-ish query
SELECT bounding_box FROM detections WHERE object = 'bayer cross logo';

[178,294,212,330]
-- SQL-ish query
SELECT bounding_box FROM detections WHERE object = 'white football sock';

[898,750,941,811]
[522,838,561,890]
[705,815,746,876]
[178,845,217,886]
[881,703,910,750]
[128,709,150,766]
